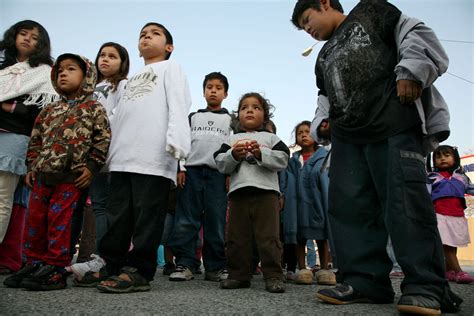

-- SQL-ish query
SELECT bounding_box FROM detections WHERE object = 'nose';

[304,24,311,34]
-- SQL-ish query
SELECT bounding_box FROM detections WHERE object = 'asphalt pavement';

[1,267,474,315]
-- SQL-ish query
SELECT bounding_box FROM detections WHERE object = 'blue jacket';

[428,164,474,209]
[280,148,329,243]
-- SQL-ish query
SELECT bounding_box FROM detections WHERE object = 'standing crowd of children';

[0,0,472,314]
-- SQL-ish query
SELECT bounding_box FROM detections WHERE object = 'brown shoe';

[265,278,285,293]
[220,279,250,289]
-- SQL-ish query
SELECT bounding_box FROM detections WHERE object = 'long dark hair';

[0,20,53,69]
[293,120,318,150]
[95,42,130,91]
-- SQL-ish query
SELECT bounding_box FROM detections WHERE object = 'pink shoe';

[456,271,474,284]
[445,270,457,282]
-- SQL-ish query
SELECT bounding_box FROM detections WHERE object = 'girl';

[280,121,335,285]
[214,92,290,293]
[0,20,57,274]
[68,42,130,284]
[428,145,474,284]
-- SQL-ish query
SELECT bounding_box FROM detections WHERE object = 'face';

[239,97,265,131]
[296,124,315,149]
[434,151,455,171]
[15,27,39,61]
[204,79,227,108]
[138,25,173,63]
[56,59,84,98]
[98,46,122,79]
[298,7,335,41]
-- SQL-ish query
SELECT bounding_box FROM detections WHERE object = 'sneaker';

[162,262,176,276]
[445,270,457,282]
[21,264,68,291]
[455,271,474,284]
[205,269,228,282]
[169,265,194,281]
[285,271,296,282]
[3,263,42,288]
[68,254,106,280]
[389,270,405,279]
[220,279,251,289]
[265,278,285,293]
[315,269,336,285]
[295,268,313,284]
[397,294,441,315]
[316,283,373,305]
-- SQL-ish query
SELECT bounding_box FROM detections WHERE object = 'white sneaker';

[295,268,313,284]
[169,265,194,281]
[69,254,106,279]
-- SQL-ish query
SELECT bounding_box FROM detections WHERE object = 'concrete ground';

[0,267,473,315]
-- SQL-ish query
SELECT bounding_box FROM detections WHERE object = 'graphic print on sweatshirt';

[93,84,111,100]
[123,67,158,101]
[318,22,375,125]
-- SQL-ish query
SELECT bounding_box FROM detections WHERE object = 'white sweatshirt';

[93,79,127,123]
[106,60,192,183]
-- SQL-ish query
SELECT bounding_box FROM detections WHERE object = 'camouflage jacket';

[26,54,110,181]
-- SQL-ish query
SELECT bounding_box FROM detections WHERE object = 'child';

[214,92,289,293]
[428,145,474,284]
[3,53,111,290]
[168,72,232,282]
[68,42,130,284]
[291,0,461,314]
[280,121,335,285]
[92,22,191,293]
[0,20,58,274]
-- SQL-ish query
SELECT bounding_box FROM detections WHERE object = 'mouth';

[100,64,109,69]
[245,116,254,120]
[20,42,30,48]
[311,30,319,39]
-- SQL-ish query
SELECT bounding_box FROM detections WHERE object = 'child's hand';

[318,120,331,139]
[397,79,422,104]
[177,171,186,188]
[75,167,92,189]
[249,140,261,160]
[25,171,36,188]
[1,102,14,113]
[232,142,248,161]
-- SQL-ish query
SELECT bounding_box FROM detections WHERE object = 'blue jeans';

[169,167,227,272]
[306,239,317,267]
[89,172,110,252]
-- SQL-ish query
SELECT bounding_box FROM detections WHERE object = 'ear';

[224,91,228,99]
[320,0,330,11]
[165,44,174,54]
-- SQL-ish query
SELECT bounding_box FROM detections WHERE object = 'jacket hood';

[51,53,97,102]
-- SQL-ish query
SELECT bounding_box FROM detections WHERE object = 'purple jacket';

[428,164,474,208]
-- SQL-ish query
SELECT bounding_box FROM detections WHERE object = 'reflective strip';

[400,150,425,163]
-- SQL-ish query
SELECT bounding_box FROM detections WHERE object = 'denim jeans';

[169,166,227,272]
[306,239,317,267]
[89,172,110,252]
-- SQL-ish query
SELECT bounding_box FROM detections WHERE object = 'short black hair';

[203,72,229,93]
[56,53,87,77]
[291,0,344,29]
[141,22,173,60]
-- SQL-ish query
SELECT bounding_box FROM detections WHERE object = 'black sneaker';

[397,294,441,315]
[162,262,176,276]
[21,264,67,291]
[316,283,373,305]
[3,263,42,288]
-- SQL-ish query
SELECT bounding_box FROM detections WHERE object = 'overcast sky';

[1,0,472,154]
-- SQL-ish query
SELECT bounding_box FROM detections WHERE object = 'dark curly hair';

[237,92,274,129]
[0,20,53,69]
[95,42,130,92]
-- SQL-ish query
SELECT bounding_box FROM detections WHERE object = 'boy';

[291,0,461,314]
[214,92,289,293]
[169,72,233,282]
[3,54,110,290]
[93,22,192,293]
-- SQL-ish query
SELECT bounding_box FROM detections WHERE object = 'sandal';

[96,266,150,293]
[73,267,109,287]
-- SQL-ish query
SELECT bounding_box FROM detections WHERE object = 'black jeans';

[99,172,170,281]
[329,128,450,303]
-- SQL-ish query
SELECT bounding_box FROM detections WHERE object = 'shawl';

[0,61,60,107]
